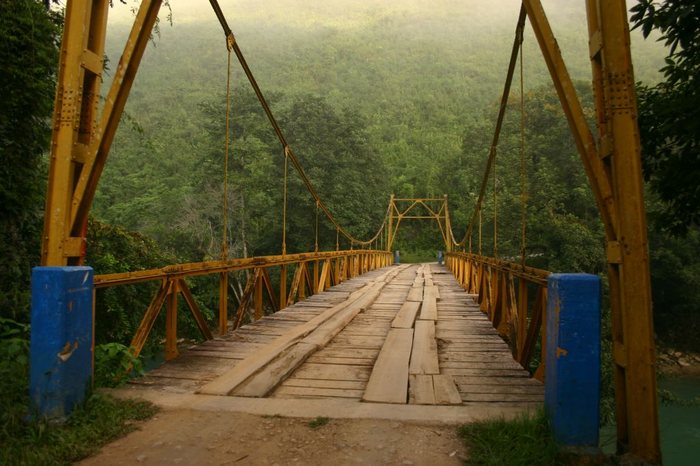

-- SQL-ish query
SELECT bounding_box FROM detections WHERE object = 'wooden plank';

[281,378,365,390]
[442,368,531,377]
[458,393,544,402]
[232,342,317,397]
[436,320,494,330]
[406,286,423,302]
[340,326,389,337]
[181,350,246,360]
[314,348,377,359]
[432,285,441,301]
[433,374,463,405]
[198,280,381,395]
[454,383,545,395]
[440,353,517,363]
[439,360,525,370]
[232,280,388,397]
[438,342,511,349]
[370,303,403,310]
[409,321,439,375]
[275,386,363,399]
[197,339,264,347]
[419,288,437,321]
[437,330,500,338]
[305,356,375,366]
[362,328,414,404]
[144,371,215,381]
[409,374,435,405]
[293,363,372,381]
[330,335,386,348]
[453,375,543,386]
[438,336,504,343]
[391,301,421,329]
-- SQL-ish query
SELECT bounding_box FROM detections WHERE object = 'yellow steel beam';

[165,279,179,360]
[69,0,162,243]
[129,279,170,357]
[261,267,278,312]
[42,0,109,265]
[178,279,214,340]
[279,265,287,311]
[94,250,390,288]
[43,0,162,266]
[446,252,549,286]
[387,197,451,252]
[219,272,228,335]
[254,269,263,320]
[587,1,660,461]
[522,0,617,238]
[521,0,659,460]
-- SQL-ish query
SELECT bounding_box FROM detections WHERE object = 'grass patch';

[458,410,615,466]
[307,416,330,429]
[1,393,158,466]
[458,410,560,466]
[1,319,159,465]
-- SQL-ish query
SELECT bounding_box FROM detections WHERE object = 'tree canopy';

[0,0,60,321]
[632,0,700,234]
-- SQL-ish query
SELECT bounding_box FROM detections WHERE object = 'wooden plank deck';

[128,263,542,411]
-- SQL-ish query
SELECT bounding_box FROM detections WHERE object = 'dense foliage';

[0,5,698,462]
[632,0,700,234]
[86,0,700,353]
[630,0,700,350]
[0,0,60,322]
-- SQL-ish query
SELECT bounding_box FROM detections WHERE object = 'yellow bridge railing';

[95,250,392,360]
[446,252,550,379]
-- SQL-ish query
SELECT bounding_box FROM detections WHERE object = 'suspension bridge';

[33,0,662,464]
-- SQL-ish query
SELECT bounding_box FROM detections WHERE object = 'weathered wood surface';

[200,268,402,396]
[362,328,414,403]
[432,270,544,404]
[419,287,437,321]
[130,263,542,410]
[409,321,439,375]
[391,301,421,329]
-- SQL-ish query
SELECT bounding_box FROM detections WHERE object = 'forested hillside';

[3,2,699,461]
[96,0,665,259]
[89,0,700,350]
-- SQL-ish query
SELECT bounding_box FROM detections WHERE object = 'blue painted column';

[30,266,94,419]
[394,250,400,264]
[545,273,601,447]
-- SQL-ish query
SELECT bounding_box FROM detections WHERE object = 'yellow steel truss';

[386,195,452,253]
[41,0,659,461]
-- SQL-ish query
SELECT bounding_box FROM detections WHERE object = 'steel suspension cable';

[454,5,527,249]
[519,33,528,266]
[493,148,498,258]
[222,35,233,260]
[315,200,319,252]
[479,208,483,255]
[208,0,388,247]
[282,147,288,255]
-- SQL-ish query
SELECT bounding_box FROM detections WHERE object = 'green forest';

[2,1,700,460]
[89,0,697,351]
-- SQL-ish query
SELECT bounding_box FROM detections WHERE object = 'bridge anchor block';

[30,266,94,419]
[545,273,601,448]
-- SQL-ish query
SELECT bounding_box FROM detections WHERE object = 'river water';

[600,376,700,465]
[658,376,700,465]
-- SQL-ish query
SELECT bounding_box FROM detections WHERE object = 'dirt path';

[78,408,469,466]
